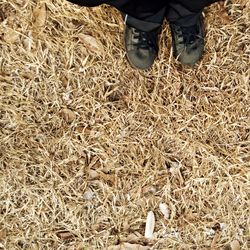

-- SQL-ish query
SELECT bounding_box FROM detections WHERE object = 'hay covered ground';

[0,0,249,249]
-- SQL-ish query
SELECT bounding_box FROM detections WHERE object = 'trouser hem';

[123,7,166,32]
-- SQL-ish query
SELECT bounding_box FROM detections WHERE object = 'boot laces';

[176,24,200,45]
[132,28,157,50]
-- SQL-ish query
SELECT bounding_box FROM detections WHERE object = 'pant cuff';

[168,12,202,27]
[123,7,166,32]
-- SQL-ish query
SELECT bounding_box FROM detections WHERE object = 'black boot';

[170,15,205,65]
[124,25,160,70]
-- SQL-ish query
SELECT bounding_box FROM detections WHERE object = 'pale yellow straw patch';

[0,0,249,249]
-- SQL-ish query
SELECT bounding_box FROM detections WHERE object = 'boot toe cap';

[126,49,157,70]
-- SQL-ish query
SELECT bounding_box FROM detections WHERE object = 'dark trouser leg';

[68,0,219,29]
[123,7,166,32]
[68,0,166,31]
[166,0,218,26]
[106,0,166,30]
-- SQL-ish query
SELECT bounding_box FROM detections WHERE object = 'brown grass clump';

[0,0,249,249]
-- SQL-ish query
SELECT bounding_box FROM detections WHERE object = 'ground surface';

[0,0,249,249]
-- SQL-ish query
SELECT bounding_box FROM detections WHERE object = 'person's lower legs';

[167,0,218,25]
[103,0,166,70]
[67,0,219,67]
[166,0,219,65]
[67,0,166,69]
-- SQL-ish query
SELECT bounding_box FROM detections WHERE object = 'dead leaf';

[218,1,230,24]
[88,169,99,180]
[0,229,7,240]
[220,11,230,24]
[3,29,19,43]
[60,108,76,123]
[230,240,240,250]
[75,126,85,133]
[60,75,69,87]
[56,231,75,241]
[99,171,115,184]
[22,71,35,80]
[78,34,104,55]
[33,3,47,28]
[108,242,150,250]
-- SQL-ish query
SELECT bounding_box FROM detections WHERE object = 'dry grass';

[0,0,249,249]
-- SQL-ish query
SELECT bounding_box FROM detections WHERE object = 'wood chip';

[144,211,155,239]
[159,203,170,220]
